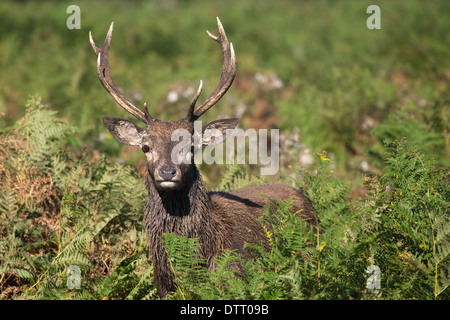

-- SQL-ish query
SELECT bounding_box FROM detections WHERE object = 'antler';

[89,22,149,124]
[91,19,235,124]
[187,17,237,122]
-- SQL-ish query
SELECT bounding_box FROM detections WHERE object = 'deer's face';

[102,117,238,192]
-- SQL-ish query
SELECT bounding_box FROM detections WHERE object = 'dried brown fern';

[0,124,60,231]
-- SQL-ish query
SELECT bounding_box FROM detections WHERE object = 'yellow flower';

[317,151,330,162]
[318,242,326,252]
[263,225,274,246]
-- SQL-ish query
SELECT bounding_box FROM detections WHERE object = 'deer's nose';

[159,167,177,181]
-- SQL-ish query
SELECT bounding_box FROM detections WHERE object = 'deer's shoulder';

[208,184,316,223]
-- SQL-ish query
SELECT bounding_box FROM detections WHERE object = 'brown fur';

[142,155,316,297]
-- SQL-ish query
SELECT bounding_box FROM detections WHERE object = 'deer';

[89,18,317,298]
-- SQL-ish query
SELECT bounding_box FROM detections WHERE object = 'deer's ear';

[102,117,144,146]
[201,118,239,146]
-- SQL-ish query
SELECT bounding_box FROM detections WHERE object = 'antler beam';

[188,17,237,122]
[89,22,149,124]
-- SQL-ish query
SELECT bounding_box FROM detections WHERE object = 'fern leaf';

[217,163,265,191]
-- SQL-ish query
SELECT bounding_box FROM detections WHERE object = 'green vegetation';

[0,101,448,299]
[161,146,449,300]
[0,0,448,299]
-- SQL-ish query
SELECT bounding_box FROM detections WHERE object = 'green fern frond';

[217,163,265,192]
[0,187,19,224]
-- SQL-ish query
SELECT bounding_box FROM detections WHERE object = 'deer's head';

[90,18,238,191]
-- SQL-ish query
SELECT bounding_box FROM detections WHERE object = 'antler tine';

[191,17,237,121]
[89,22,148,124]
[143,102,153,122]
[185,80,203,122]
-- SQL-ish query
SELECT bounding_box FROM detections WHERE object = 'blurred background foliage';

[0,0,449,185]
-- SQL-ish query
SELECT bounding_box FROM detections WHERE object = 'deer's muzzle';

[154,166,181,190]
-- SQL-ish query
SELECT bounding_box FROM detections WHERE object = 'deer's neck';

[144,166,213,236]
[144,166,230,267]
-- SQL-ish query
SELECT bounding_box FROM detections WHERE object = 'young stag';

[90,18,317,298]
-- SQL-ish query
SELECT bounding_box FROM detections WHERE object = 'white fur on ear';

[102,117,144,146]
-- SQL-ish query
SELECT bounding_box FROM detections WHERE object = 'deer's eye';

[141,145,150,153]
